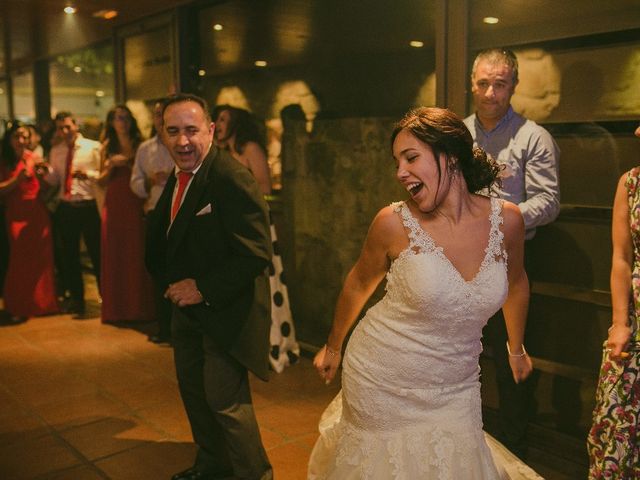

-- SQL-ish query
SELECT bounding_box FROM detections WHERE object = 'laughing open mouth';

[406,182,423,196]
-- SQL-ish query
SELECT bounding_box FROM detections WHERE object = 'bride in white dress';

[308,107,544,479]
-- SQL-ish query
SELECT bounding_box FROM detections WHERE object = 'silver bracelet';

[506,342,527,357]
[325,344,341,357]
[196,289,210,306]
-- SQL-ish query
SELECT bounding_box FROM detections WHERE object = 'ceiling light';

[93,9,118,20]
[64,6,76,14]
[95,90,105,97]
[73,66,82,73]
[483,17,499,24]
[254,60,268,67]
[213,24,223,31]
[198,69,206,77]
[409,40,424,48]
[0,88,4,95]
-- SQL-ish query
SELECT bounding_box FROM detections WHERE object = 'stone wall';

[280,117,404,346]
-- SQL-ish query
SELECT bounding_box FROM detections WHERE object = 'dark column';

[435,0,469,116]
[2,1,14,119]
[33,60,51,125]
[176,5,201,96]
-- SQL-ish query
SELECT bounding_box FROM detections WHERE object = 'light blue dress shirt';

[464,107,560,239]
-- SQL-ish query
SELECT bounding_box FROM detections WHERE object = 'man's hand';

[165,279,204,307]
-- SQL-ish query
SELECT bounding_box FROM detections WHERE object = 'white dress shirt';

[130,135,175,213]
[45,134,101,202]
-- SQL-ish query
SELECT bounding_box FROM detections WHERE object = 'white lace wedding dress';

[308,198,543,479]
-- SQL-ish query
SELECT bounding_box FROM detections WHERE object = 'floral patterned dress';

[587,167,640,479]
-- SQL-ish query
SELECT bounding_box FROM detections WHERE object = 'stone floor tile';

[59,415,167,461]
[33,390,130,431]
[133,398,194,442]
[0,433,82,479]
[94,441,196,480]
[39,464,107,480]
[268,440,314,480]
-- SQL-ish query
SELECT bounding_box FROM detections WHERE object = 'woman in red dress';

[0,121,58,322]
[98,105,154,323]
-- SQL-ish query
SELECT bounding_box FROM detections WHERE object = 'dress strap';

[486,197,508,262]
[391,201,440,254]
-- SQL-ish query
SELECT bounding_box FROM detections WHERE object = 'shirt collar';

[174,161,203,178]
[475,105,514,134]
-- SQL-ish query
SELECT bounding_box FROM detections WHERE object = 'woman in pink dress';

[0,121,58,322]
[98,105,154,323]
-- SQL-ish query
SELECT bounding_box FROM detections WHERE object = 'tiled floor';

[0,304,340,480]
[0,284,574,480]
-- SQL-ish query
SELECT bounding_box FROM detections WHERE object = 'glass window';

[50,43,115,140]
[12,70,34,123]
[124,26,175,102]
[0,80,8,137]
[0,20,5,77]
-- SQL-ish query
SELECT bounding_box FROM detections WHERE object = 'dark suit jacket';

[146,147,273,380]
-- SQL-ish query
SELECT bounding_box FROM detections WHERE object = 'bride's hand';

[509,354,533,384]
[314,345,341,385]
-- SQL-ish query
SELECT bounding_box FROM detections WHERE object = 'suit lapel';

[154,172,175,235]
[166,152,214,261]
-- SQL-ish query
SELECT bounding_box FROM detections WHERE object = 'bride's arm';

[501,201,533,384]
[314,206,398,384]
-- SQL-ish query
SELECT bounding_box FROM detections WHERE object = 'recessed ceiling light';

[213,24,223,31]
[64,6,77,14]
[198,69,206,77]
[254,60,267,67]
[483,17,499,24]
[73,66,82,73]
[409,40,424,48]
[95,90,105,97]
[93,9,118,20]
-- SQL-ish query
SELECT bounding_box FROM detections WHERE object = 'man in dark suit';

[146,93,273,480]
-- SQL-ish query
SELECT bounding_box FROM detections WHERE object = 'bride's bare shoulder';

[501,200,525,241]
[365,204,409,258]
[370,203,405,233]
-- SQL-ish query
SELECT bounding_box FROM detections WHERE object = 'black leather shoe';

[171,467,234,480]
[65,299,86,316]
[148,334,171,345]
[171,467,209,480]
[72,309,89,320]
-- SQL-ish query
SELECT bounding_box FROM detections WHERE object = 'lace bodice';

[382,197,508,335]
[344,198,508,397]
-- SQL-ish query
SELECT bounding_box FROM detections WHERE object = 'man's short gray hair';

[471,48,519,85]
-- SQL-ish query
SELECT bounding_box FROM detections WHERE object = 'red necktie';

[171,171,193,221]
[63,142,75,198]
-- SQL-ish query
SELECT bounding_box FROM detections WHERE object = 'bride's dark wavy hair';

[390,107,501,194]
